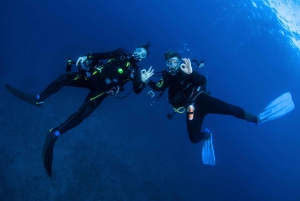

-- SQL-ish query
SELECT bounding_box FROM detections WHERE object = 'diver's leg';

[186,106,215,165]
[53,90,107,135]
[5,73,86,107]
[38,73,87,101]
[186,104,210,143]
[201,93,258,123]
[42,90,107,177]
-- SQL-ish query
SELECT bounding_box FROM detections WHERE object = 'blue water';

[1,0,300,200]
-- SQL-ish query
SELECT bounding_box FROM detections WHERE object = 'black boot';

[204,128,212,140]
[244,111,258,124]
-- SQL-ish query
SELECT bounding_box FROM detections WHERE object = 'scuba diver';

[5,43,154,177]
[147,51,295,166]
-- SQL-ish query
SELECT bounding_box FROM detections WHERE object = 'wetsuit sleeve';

[86,50,120,60]
[188,71,206,86]
[148,78,167,92]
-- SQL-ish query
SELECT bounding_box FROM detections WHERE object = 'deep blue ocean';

[1,0,300,200]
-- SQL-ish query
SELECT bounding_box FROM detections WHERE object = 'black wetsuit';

[148,69,257,143]
[39,49,146,134]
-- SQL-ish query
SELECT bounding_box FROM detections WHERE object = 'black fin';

[5,84,43,107]
[42,131,58,178]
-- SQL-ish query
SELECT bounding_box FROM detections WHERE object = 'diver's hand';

[180,58,192,74]
[76,56,87,66]
[140,66,154,83]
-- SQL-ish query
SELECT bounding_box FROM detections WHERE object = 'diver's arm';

[148,78,167,92]
[188,71,206,86]
[181,58,206,85]
[76,50,117,66]
[86,50,117,60]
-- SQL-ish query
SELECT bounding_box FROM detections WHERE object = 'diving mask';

[166,57,181,75]
[133,48,147,61]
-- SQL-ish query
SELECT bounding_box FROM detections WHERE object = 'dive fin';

[42,130,58,178]
[5,84,43,107]
[258,92,295,124]
[202,128,215,166]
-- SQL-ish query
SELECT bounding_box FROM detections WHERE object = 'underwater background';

[0,0,300,200]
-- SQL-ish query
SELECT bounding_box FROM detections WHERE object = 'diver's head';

[132,42,150,61]
[164,51,182,75]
